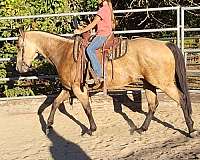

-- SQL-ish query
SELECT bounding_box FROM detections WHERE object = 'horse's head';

[16,29,38,73]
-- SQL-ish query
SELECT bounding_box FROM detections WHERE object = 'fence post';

[181,7,187,65]
[177,6,181,48]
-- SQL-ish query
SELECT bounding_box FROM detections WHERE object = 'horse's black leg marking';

[137,110,154,134]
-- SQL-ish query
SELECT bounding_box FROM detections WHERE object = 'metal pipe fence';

[0,6,179,42]
[181,7,200,63]
[0,6,199,99]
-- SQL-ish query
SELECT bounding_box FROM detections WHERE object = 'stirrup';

[92,78,104,90]
[86,77,103,85]
[86,79,95,85]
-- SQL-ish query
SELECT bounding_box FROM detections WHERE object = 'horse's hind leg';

[72,84,97,134]
[47,89,69,128]
[160,84,195,134]
[137,80,159,133]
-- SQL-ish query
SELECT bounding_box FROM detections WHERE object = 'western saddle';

[73,31,128,94]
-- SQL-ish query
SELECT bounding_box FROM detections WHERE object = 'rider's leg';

[86,35,107,79]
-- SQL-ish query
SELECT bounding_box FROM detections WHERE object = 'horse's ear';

[19,27,24,37]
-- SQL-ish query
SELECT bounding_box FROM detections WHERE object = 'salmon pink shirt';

[96,3,112,36]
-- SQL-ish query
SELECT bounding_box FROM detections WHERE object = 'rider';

[74,0,114,83]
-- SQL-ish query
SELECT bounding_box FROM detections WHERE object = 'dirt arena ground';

[0,91,200,160]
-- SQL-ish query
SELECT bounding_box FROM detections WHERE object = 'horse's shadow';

[109,90,188,136]
[109,90,142,134]
[38,114,91,160]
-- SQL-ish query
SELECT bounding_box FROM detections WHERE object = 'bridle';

[20,36,31,69]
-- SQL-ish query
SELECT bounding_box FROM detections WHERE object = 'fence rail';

[0,75,58,81]
[0,6,179,42]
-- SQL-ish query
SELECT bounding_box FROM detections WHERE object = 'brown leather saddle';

[73,31,128,92]
[73,32,128,62]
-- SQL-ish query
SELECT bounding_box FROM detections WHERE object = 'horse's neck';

[31,33,72,68]
[41,42,61,66]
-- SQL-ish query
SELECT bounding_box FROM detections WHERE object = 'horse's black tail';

[166,42,192,115]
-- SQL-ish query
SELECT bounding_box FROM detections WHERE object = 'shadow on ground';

[110,90,188,136]
[38,114,91,160]
[37,90,189,140]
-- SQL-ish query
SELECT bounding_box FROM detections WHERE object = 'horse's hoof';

[129,127,138,135]
[190,130,200,138]
[47,120,53,126]
[81,129,92,136]
[90,127,97,132]
[46,126,53,135]
[135,128,146,134]
[46,128,50,135]
[87,130,93,136]
[81,125,96,136]
[86,127,97,136]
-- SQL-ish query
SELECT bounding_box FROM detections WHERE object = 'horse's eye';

[16,43,20,49]
[16,46,20,51]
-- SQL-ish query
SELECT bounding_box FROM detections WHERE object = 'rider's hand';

[74,29,82,35]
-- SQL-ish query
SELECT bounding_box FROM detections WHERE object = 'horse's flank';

[105,38,175,89]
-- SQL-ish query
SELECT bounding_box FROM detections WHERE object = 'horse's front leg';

[72,84,97,135]
[47,89,69,132]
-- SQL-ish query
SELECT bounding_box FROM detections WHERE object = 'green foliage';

[0,42,17,54]
[32,59,57,75]
[0,0,73,97]
[0,69,6,79]
[112,0,200,38]
[80,0,98,11]
[3,86,35,97]
[0,0,73,37]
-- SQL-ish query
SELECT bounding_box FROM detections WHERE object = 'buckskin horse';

[16,30,198,137]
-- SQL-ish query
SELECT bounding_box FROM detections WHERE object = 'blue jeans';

[86,35,107,78]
